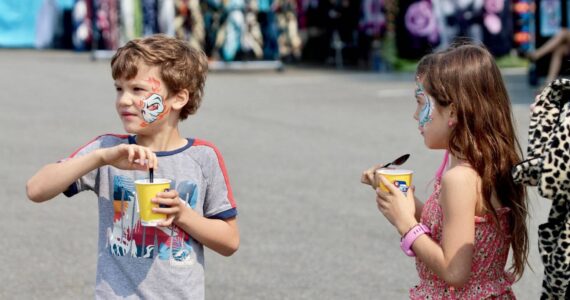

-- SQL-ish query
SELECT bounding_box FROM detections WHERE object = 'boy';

[26,34,239,299]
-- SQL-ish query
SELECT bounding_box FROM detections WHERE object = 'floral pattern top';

[410,152,516,300]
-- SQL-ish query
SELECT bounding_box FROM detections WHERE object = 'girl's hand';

[98,144,157,171]
[361,163,387,189]
[152,189,187,227]
[376,175,417,236]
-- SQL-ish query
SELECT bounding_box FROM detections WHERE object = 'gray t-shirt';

[64,134,237,299]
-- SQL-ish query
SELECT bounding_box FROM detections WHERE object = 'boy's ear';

[170,89,190,111]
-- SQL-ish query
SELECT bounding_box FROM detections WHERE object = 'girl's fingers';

[378,175,399,194]
[407,185,416,201]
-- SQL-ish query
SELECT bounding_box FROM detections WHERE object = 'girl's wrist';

[397,218,418,236]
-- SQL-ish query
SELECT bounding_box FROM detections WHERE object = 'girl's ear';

[448,103,458,123]
[171,89,190,111]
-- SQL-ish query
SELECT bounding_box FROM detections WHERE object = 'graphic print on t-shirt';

[108,175,199,264]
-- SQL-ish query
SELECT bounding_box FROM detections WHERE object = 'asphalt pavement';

[0,50,546,299]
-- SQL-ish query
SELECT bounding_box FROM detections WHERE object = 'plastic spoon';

[381,153,410,169]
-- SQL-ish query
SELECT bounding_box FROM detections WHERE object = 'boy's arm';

[153,190,239,256]
[27,144,157,203]
[26,150,104,202]
[174,208,239,257]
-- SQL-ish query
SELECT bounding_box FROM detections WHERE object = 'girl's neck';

[448,152,471,169]
[135,127,187,152]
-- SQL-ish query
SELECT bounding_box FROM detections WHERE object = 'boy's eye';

[115,87,122,92]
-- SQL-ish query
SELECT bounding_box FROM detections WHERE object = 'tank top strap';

[435,151,449,180]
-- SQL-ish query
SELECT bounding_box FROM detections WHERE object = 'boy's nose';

[117,94,134,106]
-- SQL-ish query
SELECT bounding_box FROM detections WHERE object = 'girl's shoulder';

[440,164,479,188]
[439,165,479,208]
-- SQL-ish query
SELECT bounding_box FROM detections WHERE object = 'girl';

[363,44,529,299]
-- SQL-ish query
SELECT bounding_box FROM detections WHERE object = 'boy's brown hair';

[111,34,208,120]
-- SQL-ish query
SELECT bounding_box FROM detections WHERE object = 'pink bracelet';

[400,223,431,257]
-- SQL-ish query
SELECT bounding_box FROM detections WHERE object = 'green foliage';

[380,35,528,72]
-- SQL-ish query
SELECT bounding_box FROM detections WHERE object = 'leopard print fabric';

[512,78,570,299]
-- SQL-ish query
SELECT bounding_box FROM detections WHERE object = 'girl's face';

[413,80,453,149]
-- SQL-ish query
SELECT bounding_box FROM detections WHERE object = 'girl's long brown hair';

[419,43,528,280]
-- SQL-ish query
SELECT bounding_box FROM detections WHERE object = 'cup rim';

[375,168,414,175]
[134,178,171,184]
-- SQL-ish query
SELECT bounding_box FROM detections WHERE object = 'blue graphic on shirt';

[178,181,198,209]
[108,176,198,264]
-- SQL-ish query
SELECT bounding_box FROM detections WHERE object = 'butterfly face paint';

[141,93,165,123]
[416,82,434,128]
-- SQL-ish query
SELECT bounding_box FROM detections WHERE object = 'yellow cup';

[134,179,170,227]
[376,169,414,193]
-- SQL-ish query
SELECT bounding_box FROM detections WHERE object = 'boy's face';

[114,64,171,134]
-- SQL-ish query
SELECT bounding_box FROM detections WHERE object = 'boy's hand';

[98,144,157,171]
[152,189,187,227]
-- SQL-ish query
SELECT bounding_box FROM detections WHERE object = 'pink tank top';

[410,152,516,299]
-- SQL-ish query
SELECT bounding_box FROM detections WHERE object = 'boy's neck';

[134,127,187,152]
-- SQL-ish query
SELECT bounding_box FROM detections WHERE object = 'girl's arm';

[152,190,240,256]
[406,167,477,287]
[414,195,424,221]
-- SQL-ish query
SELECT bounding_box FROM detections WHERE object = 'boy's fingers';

[138,147,146,166]
[126,146,132,163]
[150,153,158,170]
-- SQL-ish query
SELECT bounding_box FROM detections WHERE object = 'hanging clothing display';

[275,0,302,60]
[482,0,513,56]
[175,0,205,51]
[72,0,93,50]
[513,0,534,54]
[0,0,45,47]
[142,0,159,36]
[396,0,439,59]
[36,0,59,49]
[93,0,119,50]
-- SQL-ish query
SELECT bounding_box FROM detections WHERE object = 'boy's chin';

[122,125,143,135]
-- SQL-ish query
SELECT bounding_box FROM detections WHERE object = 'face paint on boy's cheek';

[139,93,169,126]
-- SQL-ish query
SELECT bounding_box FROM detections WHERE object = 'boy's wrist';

[173,200,191,225]
[92,148,107,167]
